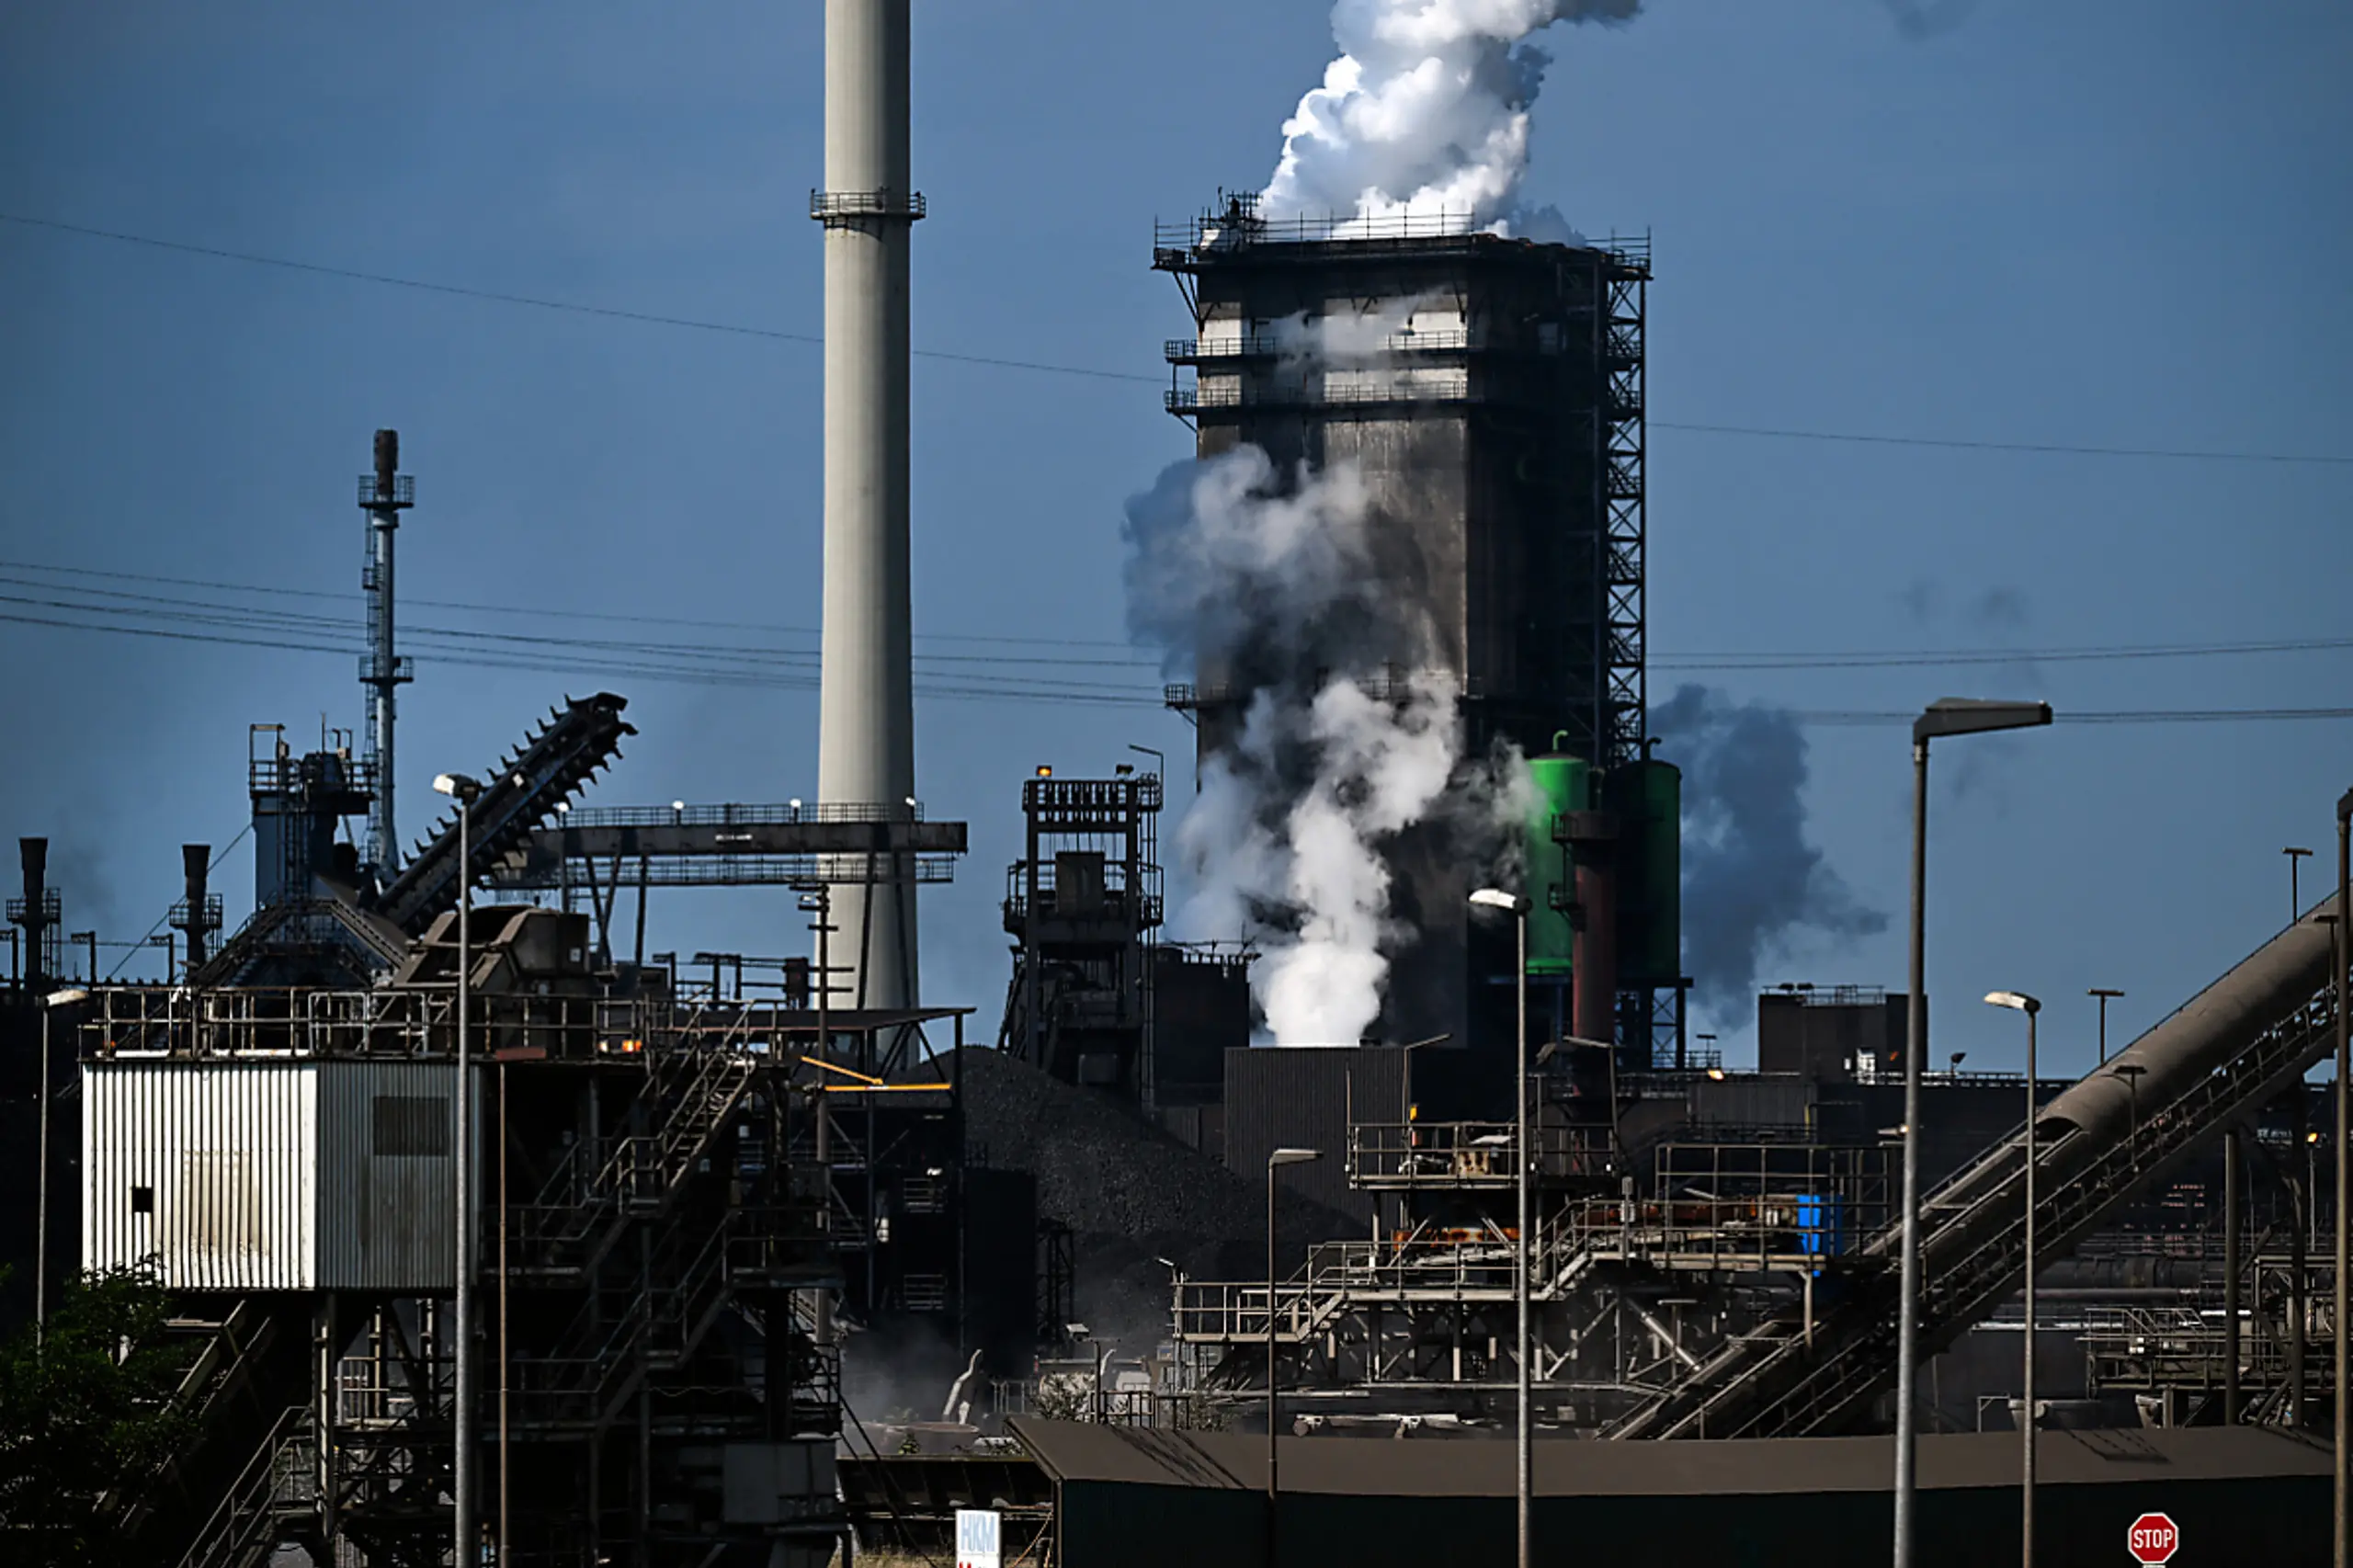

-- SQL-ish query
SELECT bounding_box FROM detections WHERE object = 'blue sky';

[2,1,2346,1073]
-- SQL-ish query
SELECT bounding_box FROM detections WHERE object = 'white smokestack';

[816,0,921,1009]
[1259,0,1642,233]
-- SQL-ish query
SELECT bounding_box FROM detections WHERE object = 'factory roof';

[1006,1419,2327,1497]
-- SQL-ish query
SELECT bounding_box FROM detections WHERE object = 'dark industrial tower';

[1155,198,1679,1095]
[999,771,1164,1104]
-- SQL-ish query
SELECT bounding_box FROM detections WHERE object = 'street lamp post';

[2087,989,2122,1066]
[1896,699,2051,1568]
[2289,846,2314,923]
[435,771,483,1565]
[1265,1146,1322,1568]
[1472,887,1533,1568]
[1986,991,2041,1568]
[2333,790,2350,1568]
[35,985,90,1340]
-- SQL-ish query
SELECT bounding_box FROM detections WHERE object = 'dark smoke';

[1652,684,1887,1020]
[1882,0,1980,40]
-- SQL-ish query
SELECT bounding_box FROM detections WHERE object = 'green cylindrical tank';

[1525,750,1589,977]
[1608,758,1683,983]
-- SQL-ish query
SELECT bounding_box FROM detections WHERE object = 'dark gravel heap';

[941,1047,1364,1350]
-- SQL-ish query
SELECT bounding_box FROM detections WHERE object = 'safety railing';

[1347,1120,1600,1188]
[174,1404,315,1568]
[1613,976,2343,1440]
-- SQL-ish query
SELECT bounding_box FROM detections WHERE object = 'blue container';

[1797,1195,1848,1258]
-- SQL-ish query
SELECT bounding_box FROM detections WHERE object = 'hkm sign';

[956,1507,1002,1568]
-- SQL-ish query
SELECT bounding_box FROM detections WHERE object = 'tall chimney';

[359,428,414,879]
[813,1,922,1009]
[16,837,49,996]
[177,844,212,971]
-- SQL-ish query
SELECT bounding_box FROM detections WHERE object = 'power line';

[0,556,1148,653]
[7,557,2349,676]
[0,211,1153,385]
[1648,422,2353,466]
[1,601,2343,727]
[7,210,2349,468]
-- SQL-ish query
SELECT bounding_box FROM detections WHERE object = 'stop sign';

[2127,1512,2179,1564]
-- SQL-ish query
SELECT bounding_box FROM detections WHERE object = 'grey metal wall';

[318,1059,457,1290]
[85,1061,319,1290]
[1222,1047,1408,1218]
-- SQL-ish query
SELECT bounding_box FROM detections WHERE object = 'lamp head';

[433,772,482,802]
[1468,888,1528,915]
[1984,991,2040,1015]
[1914,699,2052,745]
[1267,1147,1323,1169]
[43,986,90,1009]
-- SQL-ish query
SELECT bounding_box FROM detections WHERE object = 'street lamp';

[433,770,482,1563]
[2087,989,2123,1065]
[35,985,90,1340]
[2288,846,2314,923]
[1985,990,2041,1568]
[1265,1146,1322,1568]
[2333,789,2350,1568]
[1470,886,1533,1568]
[1896,699,2051,1568]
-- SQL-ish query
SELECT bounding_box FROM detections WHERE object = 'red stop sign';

[2127,1512,2179,1564]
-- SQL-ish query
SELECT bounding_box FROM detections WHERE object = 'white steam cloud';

[1260,0,1643,233]
[1124,448,1518,1046]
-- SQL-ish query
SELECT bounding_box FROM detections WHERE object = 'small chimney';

[17,837,50,995]
[180,844,211,970]
[373,428,399,502]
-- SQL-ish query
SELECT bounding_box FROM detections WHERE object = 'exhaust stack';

[175,844,216,972]
[358,428,415,878]
[812,0,923,1008]
[15,837,51,995]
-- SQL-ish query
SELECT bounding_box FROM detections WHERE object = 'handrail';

[1609,976,2341,1440]
[173,1404,312,1568]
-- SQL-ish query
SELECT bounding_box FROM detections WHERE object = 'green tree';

[0,1267,191,1568]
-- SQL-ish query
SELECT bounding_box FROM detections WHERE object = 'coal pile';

[940,1047,1363,1349]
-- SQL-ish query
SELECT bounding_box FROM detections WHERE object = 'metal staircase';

[173,1406,317,1568]
[509,1006,765,1280]
[96,1298,315,1560]
[1606,920,2343,1439]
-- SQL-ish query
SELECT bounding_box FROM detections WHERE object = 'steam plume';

[1124,449,1517,1045]
[1260,0,1643,233]
[1651,684,1887,1018]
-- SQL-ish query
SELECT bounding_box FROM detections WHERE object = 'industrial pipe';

[1987,907,2335,1184]
[1563,811,1619,1053]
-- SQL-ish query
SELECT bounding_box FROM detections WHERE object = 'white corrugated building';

[83,1058,459,1291]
